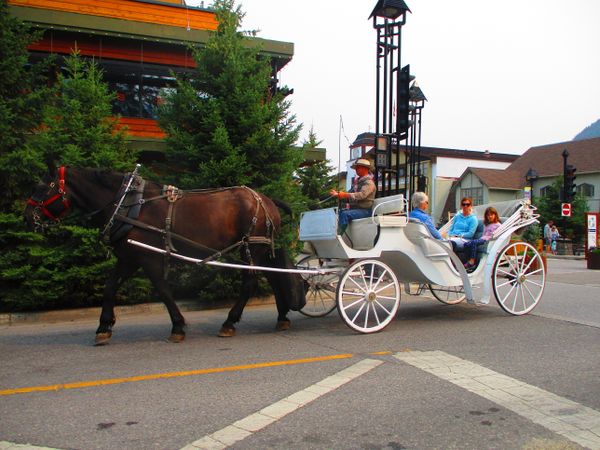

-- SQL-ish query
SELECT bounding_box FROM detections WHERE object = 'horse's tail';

[271,198,293,216]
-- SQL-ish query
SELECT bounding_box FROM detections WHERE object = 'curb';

[0,296,275,327]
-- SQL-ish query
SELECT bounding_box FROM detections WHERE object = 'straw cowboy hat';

[351,158,371,170]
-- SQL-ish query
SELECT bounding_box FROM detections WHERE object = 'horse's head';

[24,166,71,232]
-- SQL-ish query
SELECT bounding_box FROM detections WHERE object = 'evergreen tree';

[295,127,337,208]
[1,51,146,312]
[535,177,587,242]
[159,0,302,202]
[33,50,136,169]
[0,0,52,212]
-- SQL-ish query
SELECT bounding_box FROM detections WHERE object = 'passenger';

[409,191,442,239]
[463,207,501,272]
[443,197,478,251]
[329,158,376,235]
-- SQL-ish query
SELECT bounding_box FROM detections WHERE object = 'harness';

[102,174,275,268]
[27,167,71,229]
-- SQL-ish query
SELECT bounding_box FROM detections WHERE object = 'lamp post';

[525,167,538,203]
[370,0,411,198]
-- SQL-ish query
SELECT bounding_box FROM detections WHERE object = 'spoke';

[348,275,367,293]
[376,295,398,301]
[350,302,366,322]
[373,299,393,315]
[524,279,544,288]
[522,254,536,273]
[371,271,387,292]
[503,255,519,275]
[342,291,365,306]
[496,268,514,277]
[522,282,538,303]
[341,294,364,309]
[371,301,382,325]
[368,264,375,291]
[500,281,518,306]
[520,284,527,311]
[523,267,544,277]
[374,281,396,294]
[496,278,516,288]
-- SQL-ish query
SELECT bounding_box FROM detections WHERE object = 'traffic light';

[397,65,411,133]
[417,175,427,192]
[564,164,577,201]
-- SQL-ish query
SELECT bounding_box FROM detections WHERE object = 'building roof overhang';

[9,4,294,69]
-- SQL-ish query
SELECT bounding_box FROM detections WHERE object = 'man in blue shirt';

[409,192,442,239]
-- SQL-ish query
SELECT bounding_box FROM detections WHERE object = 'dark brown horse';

[24,166,305,344]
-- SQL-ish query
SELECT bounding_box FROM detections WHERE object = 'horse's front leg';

[219,271,256,337]
[95,259,139,345]
[142,259,186,343]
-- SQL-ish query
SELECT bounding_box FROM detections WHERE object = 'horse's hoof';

[218,327,236,337]
[168,333,185,343]
[276,320,291,331]
[94,332,112,346]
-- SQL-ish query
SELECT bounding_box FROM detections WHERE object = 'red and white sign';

[561,203,572,217]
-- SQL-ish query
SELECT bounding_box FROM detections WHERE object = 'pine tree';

[159,0,302,201]
[535,177,587,242]
[295,127,337,208]
[33,50,136,169]
[0,0,52,212]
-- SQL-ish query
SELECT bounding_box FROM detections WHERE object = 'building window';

[577,183,595,197]
[460,187,483,206]
[540,186,551,197]
[350,146,363,160]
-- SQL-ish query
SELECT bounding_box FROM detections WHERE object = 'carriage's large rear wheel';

[297,255,340,317]
[428,284,465,305]
[337,259,400,333]
[492,241,545,315]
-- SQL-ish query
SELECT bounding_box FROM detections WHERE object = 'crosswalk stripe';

[180,358,384,450]
[394,350,600,450]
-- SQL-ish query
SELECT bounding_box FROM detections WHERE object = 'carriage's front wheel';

[492,241,545,315]
[428,284,465,305]
[297,255,340,317]
[337,259,400,334]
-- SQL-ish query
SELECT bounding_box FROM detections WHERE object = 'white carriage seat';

[346,194,406,250]
[404,218,452,260]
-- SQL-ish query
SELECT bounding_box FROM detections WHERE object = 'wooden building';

[7,0,294,161]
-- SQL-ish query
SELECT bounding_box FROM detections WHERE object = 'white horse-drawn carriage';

[297,195,546,333]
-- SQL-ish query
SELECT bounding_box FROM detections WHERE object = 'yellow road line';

[0,353,355,397]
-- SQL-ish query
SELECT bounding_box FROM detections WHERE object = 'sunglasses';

[462,203,471,207]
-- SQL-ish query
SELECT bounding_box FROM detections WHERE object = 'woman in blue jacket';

[443,197,478,250]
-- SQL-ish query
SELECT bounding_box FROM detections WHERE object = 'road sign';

[561,203,571,217]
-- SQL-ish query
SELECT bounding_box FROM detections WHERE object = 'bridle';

[27,166,71,230]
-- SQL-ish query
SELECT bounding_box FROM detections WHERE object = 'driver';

[330,158,376,235]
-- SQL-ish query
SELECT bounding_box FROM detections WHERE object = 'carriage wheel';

[492,241,545,315]
[297,255,340,317]
[428,284,465,305]
[337,259,400,334]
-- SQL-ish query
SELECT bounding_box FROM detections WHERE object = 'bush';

[0,213,154,312]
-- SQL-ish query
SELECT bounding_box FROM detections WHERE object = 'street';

[1,258,599,450]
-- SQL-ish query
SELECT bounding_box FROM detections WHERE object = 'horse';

[24,166,306,345]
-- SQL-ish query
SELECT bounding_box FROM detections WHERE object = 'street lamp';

[371,0,411,198]
[369,0,411,20]
[525,167,538,203]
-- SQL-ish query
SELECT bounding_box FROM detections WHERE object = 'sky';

[187,0,600,173]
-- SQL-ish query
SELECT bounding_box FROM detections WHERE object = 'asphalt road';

[1,258,599,450]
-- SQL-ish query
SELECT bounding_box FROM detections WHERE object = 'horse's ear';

[45,160,57,178]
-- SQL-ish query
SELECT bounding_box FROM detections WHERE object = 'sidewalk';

[2,257,598,327]
[0,296,275,327]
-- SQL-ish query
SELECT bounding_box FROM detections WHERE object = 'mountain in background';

[573,118,600,141]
